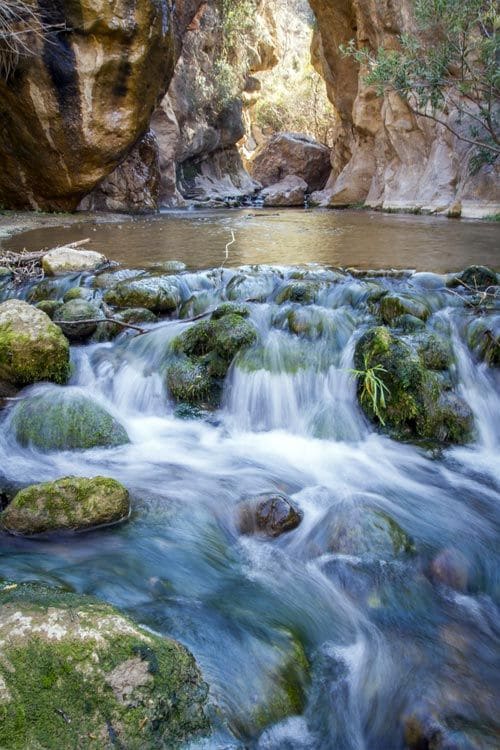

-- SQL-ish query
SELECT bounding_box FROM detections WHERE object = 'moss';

[63,287,93,302]
[354,327,472,444]
[327,506,414,558]
[11,391,129,452]
[0,303,70,388]
[211,302,250,320]
[166,359,216,405]
[275,281,320,305]
[418,334,453,371]
[172,320,215,357]
[1,476,130,535]
[104,277,179,313]
[0,585,210,749]
[26,279,62,303]
[212,314,257,359]
[379,295,429,325]
[35,300,63,319]
[393,314,426,333]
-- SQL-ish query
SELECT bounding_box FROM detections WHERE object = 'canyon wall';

[308,0,500,217]
[0,0,179,211]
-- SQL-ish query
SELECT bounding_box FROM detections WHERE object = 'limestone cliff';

[0,0,175,211]
[309,0,500,217]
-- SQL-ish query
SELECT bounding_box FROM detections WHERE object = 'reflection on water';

[5,208,500,272]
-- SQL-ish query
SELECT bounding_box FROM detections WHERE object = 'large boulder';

[353,326,473,444]
[261,176,308,207]
[42,247,107,275]
[104,276,180,313]
[10,388,129,452]
[0,1,175,210]
[1,476,130,535]
[0,300,69,388]
[249,133,331,191]
[0,584,210,748]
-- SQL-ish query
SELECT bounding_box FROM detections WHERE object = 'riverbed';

[0,210,499,749]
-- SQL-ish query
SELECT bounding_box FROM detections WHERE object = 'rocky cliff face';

[309,0,500,217]
[0,0,175,211]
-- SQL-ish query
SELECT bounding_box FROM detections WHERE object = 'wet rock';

[53,300,104,341]
[42,247,107,275]
[429,548,470,592]
[26,279,64,303]
[249,132,331,191]
[63,287,95,303]
[104,276,180,313]
[261,176,308,207]
[166,359,214,405]
[226,273,277,302]
[394,314,426,333]
[449,265,498,291]
[149,260,187,273]
[238,493,303,538]
[354,326,473,444]
[100,308,158,340]
[379,294,430,325]
[212,314,258,359]
[10,389,129,452]
[211,302,250,320]
[418,334,453,371]
[0,300,70,388]
[1,476,130,536]
[466,316,499,367]
[287,308,325,338]
[321,506,414,559]
[276,281,321,305]
[34,300,63,319]
[0,584,210,747]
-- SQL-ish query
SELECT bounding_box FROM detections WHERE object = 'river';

[0,210,499,749]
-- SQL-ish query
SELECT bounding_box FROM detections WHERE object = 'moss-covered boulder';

[275,280,321,305]
[238,493,303,538]
[326,506,414,559]
[63,286,95,303]
[167,310,257,406]
[0,300,70,388]
[449,265,498,291]
[54,300,104,341]
[104,276,180,313]
[354,326,473,444]
[27,279,63,303]
[0,584,210,749]
[466,316,499,367]
[10,389,129,452]
[379,294,430,326]
[35,300,63,319]
[211,302,250,320]
[1,476,130,535]
[418,334,453,371]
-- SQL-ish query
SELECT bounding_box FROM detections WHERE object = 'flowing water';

[1,212,499,748]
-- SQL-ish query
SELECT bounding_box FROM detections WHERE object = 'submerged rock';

[54,299,104,341]
[226,273,277,302]
[0,584,210,748]
[10,389,129,452]
[379,294,429,326]
[354,326,473,444]
[238,493,303,538]
[104,276,180,313]
[0,300,69,388]
[429,548,470,592]
[1,476,130,535]
[42,247,107,275]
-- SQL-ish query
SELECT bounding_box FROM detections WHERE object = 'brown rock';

[0,1,175,211]
[249,132,331,191]
[238,493,303,538]
[261,175,307,207]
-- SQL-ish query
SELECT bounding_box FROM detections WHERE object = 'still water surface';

[5,208,500,272]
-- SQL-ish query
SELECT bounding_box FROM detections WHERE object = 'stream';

[0,210,499,749]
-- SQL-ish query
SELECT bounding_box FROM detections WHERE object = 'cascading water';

[0,255,499,749]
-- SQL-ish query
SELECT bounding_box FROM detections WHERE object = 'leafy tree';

[342,0,499,168]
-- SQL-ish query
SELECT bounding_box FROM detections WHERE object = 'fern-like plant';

[349,356,390,425]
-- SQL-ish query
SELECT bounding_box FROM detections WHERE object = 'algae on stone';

[10,389,129,452]
[0,584,210,749]
[1,476,130,535]
[0,300,70,388]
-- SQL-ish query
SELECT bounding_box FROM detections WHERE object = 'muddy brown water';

[4,208,500,272]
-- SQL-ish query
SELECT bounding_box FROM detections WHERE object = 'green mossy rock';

[166,359,215,405]
[211,302,250,320]
[63,286,94,303]
[104,276,180,313]
[449,265,498,291]
[1,476,130,535]
[54,299,104,341]
[354,327,472,444]
[418,334,453,371]
[466,316,499,367]
[93,308,157,341]
[275,280,321,305]
[380,295,430,325]
[173,320,215,357]
[286,307,325,338]
[393,314,426,333]
[212,314,257,359]
[0,300,70,388]
[27,279,62,303]
[0,584,210,749]
[326,506,414,559]
[11,389,129,452]
[35,300,63,319]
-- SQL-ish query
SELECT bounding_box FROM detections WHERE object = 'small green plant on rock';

[349,355,390,425]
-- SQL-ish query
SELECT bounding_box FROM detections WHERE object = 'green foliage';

[341,0,499,164]
[349,355,390,426]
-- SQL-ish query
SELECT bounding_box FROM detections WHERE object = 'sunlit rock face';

[309,0,500,217]
[0,0,175,211]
